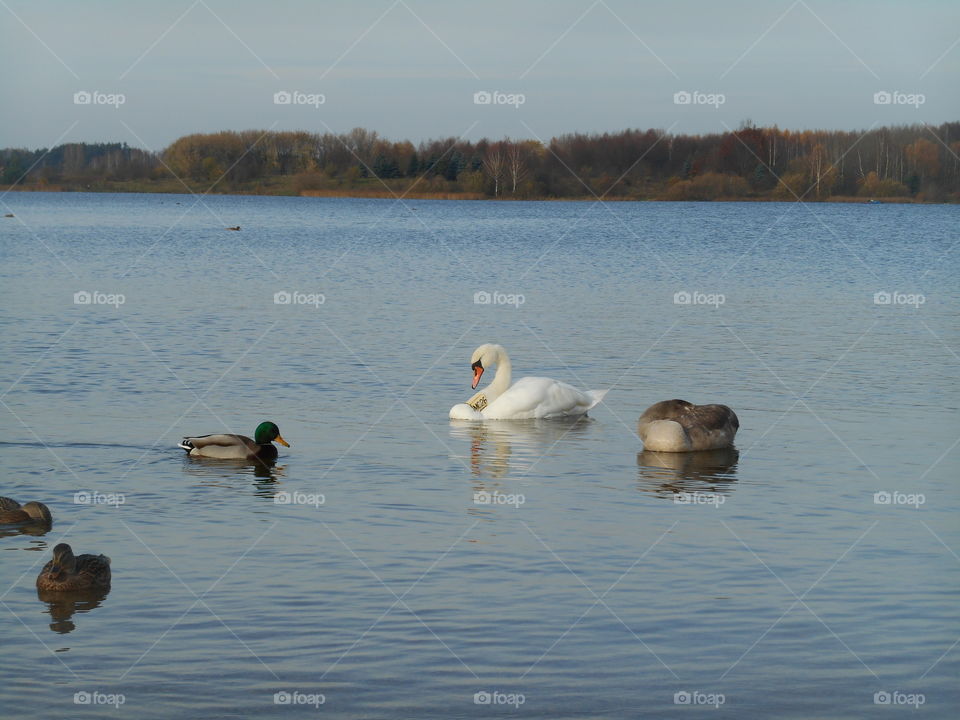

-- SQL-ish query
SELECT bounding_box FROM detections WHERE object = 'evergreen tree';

[907,173,920,195]
[444,151,463,181]
[373,154,400,178]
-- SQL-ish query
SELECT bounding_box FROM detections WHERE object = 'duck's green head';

[255,421,289,447]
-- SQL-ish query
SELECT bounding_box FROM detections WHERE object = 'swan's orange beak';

[275,434,290,447]
[471,362,484,389]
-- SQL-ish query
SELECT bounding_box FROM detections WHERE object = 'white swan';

[449,344,608,420]
[638,399,739,452]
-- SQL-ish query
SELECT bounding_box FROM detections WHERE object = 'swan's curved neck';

[485,349,512,399]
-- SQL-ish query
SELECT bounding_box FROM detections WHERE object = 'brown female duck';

[0,496,52,524]
[36,543,111,591]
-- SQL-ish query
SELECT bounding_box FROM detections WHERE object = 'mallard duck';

[0,496,52,524]
[226,225,241,231]
[36,543,111,591]
[638,399,739,452]
[178,421,289,461]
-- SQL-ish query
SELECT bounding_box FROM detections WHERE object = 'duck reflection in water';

[181,455,285,484]
[450,416,594,479]
[0,520,52,539]
[636,447,739,499]
[36,587,111,634]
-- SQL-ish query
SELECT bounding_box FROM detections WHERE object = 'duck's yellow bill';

[275,434,290,447]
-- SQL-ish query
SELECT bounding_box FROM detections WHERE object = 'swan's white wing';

[483,377,606,419]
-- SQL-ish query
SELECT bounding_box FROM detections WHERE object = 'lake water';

[1,192,957,718]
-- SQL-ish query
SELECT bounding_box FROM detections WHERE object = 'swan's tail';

[585,389,609,412]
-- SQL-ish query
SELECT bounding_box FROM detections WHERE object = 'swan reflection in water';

[636,447,739,499]
[450,416,594,479]
[36,587,111,634]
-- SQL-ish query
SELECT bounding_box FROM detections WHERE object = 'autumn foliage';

[3,123,958,202]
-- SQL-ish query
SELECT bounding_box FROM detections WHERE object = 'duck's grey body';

[179,433,278,461]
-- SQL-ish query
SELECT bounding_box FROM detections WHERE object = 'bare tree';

[482,146,505,196]
[346,127,379,168]
[506,143,529,194]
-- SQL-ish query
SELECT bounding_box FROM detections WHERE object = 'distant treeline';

[3,122,959,201]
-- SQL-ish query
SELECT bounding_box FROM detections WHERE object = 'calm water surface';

[1,193,958,718]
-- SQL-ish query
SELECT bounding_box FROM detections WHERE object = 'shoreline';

[2,184,934,204]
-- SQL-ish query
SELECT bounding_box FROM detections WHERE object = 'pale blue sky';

[1,0,957,150]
